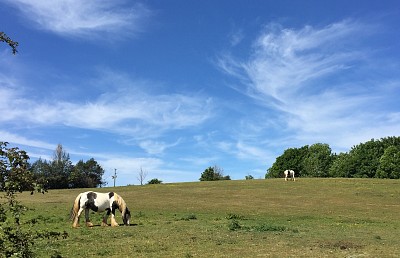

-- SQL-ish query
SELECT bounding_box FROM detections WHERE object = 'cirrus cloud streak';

[218,19,400,152]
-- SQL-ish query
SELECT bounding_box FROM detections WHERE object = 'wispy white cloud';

[235,141,271,161]
[139,139,181,155]
[229,28,244,46]
[218,19,400,152]
[0,130,55,150]
[0,70,214,140]
[215,140,273,164]
[219,20,367,102]
[4,0,151,40]
[178,156,219,167]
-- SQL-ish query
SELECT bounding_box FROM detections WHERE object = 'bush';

[147,178,162,184]
[228,219,242,231]
[200,166,230,181]
[245,175,254,180]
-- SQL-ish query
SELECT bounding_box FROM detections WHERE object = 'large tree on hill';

[31,145,106,189]
[302,143,333,177]
[47,144,73,189]
[30,158,51,189]
[266,146,309,178]
[344,137,400,178]
[328,153,356,178]
[69,158,105,188]
[376,146,400,179]
[348,139,384,178]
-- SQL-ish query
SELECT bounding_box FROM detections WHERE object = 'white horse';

[70,191,131,228]
[284,170,295,181]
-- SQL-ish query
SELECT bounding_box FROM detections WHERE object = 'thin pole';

[112,168,117,187]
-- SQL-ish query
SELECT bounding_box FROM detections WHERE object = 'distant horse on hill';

[284,170,295,181]
[70,191,131,228]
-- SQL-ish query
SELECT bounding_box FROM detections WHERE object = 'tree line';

[266,136,400,179]
[29,144,105,189]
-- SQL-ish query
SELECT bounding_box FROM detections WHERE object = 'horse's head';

[123,207,131,225]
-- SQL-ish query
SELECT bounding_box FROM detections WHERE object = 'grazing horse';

[70,191,131,228]
[284,170,295,181]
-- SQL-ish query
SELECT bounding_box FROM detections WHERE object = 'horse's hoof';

[86,222,94,227]
[101,222,109,227]
[111,223,119,227]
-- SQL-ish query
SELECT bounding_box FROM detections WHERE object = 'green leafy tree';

[1,142,65,257]
[376,146,400,179]
[0,142,34,194]
[269,136,400,179]
[30,158,51,190]
[302,143,333,177]
[328,153,357,177]
[266,146,309,178]
[31,146,105,189]
[147,178,163,184]
[69,158,105,188]
[345,137,400,178]
[348,139,384,178]
[47,144,73,189]
[200,166,230,181]
[245,174,254,180]
[31,144,74,189]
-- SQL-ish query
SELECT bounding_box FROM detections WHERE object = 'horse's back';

[78,191,112,212]
[94,192,112,211]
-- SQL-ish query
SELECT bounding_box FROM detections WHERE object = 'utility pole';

[112,168,117,187]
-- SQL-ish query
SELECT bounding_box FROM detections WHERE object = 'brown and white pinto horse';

[70,191,131,228]
[284,170,295,181]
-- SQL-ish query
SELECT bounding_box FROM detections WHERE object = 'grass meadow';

[14,178,400,257]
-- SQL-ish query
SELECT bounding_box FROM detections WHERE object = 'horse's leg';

[102,209,110,226]
[85,208,94,227]
[72,207,84,228]
[110,207,119,227]
[110,213,119,227]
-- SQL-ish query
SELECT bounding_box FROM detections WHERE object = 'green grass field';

[15,178,400,257]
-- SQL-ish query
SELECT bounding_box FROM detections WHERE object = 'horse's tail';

[70,193,82,221]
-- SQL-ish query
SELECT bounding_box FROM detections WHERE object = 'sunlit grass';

[14,178,400,257]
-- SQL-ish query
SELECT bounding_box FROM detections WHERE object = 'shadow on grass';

[81,223,139,228]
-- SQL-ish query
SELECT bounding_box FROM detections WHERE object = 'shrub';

[228,219,242,231]
[147,178,162,184]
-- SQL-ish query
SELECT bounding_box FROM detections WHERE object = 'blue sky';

[1,0,399,185]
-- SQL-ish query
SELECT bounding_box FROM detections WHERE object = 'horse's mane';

[113,193,127,215]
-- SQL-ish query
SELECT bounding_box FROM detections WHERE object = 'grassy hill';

[16,178,400,257]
